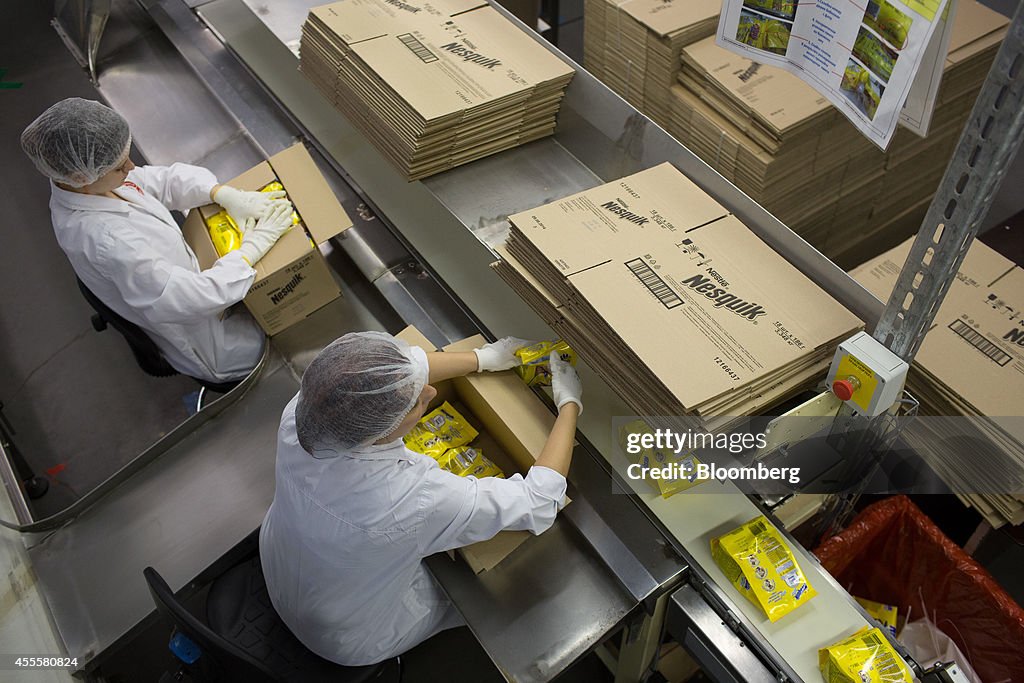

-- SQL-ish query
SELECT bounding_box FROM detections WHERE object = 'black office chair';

[77,278,240,395]
[144,562,400,683]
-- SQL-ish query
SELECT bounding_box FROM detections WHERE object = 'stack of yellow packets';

[819,627,913,683]
[404,402,504,478]
[711,516,817,622]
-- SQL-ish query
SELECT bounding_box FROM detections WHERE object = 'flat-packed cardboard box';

[183,143,353,335]
[506,163,863,416]
[396,326,564,573]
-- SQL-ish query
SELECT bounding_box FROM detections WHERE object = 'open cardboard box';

[397,326,568,573]
[182,143,354,335]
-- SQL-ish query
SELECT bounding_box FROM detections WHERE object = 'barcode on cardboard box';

[625,258,683,309]
[397,33,438,63]
[948,319,1012,366]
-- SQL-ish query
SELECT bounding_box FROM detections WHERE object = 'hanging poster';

[716,0,950,149]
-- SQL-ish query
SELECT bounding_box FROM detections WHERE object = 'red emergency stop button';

[832,376,860,401]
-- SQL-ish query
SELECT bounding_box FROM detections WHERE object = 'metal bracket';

[874,3,1024,363]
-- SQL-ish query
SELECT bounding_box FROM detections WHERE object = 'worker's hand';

[550,356,582,415]
[473,336,537,372]
[213,184,289,224]
[235,203,294,266]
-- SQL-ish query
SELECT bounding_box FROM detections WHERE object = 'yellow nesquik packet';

[404,402,478,459]
[514,341,576,386]
[818,627,913,683]
[437,446,504,479]
[711,516,817,622]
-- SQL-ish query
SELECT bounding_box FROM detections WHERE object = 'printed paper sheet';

[716,0,950,148]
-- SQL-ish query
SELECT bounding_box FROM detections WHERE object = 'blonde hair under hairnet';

[20,98,132,188]
[295,331,428,455]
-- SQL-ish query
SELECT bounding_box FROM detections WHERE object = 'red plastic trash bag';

[814,495,1024,683]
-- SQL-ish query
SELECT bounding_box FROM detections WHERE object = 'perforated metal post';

[818,7,1024,542]
[873,4,1024,361]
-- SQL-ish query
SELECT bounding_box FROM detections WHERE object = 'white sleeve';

[95,223,256,324]
[127,164,218,212]
[418,465,567,556]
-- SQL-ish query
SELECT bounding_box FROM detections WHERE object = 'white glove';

[213,185,288,224]
[473,336,537,372]
[236,203,294,265]
[550,356,582,415]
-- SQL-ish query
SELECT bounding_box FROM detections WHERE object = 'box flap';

[396,325,439,352]
[269,143,354,244]
[182,210,220,270]
[226,160,276,193]
[254,226,314,278]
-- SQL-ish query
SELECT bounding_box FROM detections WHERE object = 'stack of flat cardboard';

[300,0,574,181]
[583,0,719,126]
[665,0,1007,268]
[852,238,1024,528]
[492,163,863,431]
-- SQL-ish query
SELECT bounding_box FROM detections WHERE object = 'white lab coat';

[260,382,567,666]
[49,163,265,383]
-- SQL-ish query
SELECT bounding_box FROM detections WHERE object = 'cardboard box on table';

[396,326,566,573]
[182,143,354,335]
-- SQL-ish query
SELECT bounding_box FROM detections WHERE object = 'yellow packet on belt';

[855,597,899,638]
[437,446,505,479]
[260,180,301,226]
[617,420,707,497]
[711,516,817,622]
[205,211,243,256]
[818,627,913,683]
[404,402,478,459]
[514,341,576,387]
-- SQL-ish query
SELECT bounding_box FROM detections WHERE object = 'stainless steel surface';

[13,346,267,535]
[666,584,776,683]
[421,141,601,251]
[96,25,259,173]
[53,0,112,81]
[424,520,634,683]
[143,0,300,158]
[0,442,32,528]
[874,3,1024,362]
[27,292,388,669]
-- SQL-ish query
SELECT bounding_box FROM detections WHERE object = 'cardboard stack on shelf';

[492,163,863,432]
[852,237,1024,528]
[582,0,719,127]
[299,0,574,181]
[663,0,1007,268]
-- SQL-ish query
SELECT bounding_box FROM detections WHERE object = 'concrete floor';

[0,0,200,520]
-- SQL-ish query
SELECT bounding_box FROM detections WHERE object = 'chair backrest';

[76,278,179,378]
[143,566,278,683]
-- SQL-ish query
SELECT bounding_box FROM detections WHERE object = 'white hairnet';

[296,331,428,455]
[20,98,131,188]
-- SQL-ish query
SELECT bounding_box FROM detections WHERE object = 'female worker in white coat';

[20,98,294,384]
[259,333,583,666]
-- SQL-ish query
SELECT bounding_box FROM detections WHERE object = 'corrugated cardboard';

[395,327,562,573]
[300,0,573,180]
[658,0,1007,265]
[182,143,353,335]
[851,238,1024,527]
[499,163,862,430]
